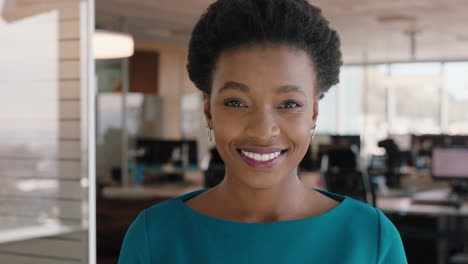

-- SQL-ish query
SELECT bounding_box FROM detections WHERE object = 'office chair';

[378,138,404,187]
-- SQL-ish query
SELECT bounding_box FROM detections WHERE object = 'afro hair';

[187,0,342,99]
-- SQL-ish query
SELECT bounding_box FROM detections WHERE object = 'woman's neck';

[212,175,314,223]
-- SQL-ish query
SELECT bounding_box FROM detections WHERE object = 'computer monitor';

[431,147,468,197]
[432,147,468,180]
[449,135,468,147]
[413,134,449,156]
[330,135,361,149]
[181,140,199,168]
[135,138,198,167]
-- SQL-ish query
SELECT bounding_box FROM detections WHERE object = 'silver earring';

[206,124,213,142]
[310,128,316,140]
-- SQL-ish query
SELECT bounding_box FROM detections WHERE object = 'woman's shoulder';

[118,191,205,263]
[323,190,400,239]
[315,190,407,262]
[315,189,394,232]
[142,189,207,223]
[315,189,378,218]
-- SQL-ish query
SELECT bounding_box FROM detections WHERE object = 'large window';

[444,62,468,134]
[318,62,468,157]
[316,66,361,135]
[339,66,362,135]
[316,85,337,134]
[388,63,442,134]
[0,1,94,263]
[356,65,389,155]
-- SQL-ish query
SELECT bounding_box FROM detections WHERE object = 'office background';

[1,0,468,263]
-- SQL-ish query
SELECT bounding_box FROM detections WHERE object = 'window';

[443,62,468,134]
[316,86,337,134]
[388,63,442,134]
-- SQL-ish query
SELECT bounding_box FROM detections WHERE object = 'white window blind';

[0,0,94,263]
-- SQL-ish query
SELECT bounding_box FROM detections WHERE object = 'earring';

[206,124,213,142]
[310,127,316,141]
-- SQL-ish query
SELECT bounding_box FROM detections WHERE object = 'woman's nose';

[244,108,280,141]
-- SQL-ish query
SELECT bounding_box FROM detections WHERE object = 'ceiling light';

[93,30,134,59]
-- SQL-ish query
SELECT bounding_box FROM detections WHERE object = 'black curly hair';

[187,0,342,99]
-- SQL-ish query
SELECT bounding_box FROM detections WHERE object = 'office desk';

[377,189,468,217]
[377,188,468,264]
[102,171,204,199]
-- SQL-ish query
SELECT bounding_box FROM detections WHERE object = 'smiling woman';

[206,45,317,189]
[118,0,407,263]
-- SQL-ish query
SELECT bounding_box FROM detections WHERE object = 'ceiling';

[96,0,468,64]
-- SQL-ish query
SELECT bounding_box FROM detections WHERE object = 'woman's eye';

[281,101,302,108]
[224,99,245,107]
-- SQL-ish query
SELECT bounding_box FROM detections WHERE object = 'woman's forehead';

[212,45,317,95]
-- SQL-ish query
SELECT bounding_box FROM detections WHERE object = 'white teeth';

[240,150,282,162]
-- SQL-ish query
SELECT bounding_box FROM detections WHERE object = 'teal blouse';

[118,189,407,264]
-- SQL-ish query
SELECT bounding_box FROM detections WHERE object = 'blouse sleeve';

[376,208,408,264]
[118,209,151,264]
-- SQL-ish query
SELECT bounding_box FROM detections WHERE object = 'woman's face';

[204,44,319,189]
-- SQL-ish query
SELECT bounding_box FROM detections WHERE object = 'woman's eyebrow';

[275,85,306,96]
[218,82,306,96]
[218,81,249,94]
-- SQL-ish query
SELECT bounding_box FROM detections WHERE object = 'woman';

[119,0,407,263]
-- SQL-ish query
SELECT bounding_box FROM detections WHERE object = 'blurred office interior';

[1,0,468,263]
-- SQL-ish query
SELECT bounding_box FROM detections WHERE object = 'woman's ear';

[203,93,213,129]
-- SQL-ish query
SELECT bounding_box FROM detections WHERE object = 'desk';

[102,171,204,200]
[377,189,468,217]
[377,188,468,264]
[102,182,204,200]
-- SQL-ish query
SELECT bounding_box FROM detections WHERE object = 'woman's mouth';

[237,148,287,169]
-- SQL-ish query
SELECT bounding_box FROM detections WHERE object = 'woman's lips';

[237,148,287,169]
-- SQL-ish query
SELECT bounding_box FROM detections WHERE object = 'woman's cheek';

[212,113,241,141]
[279,114,311,134]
